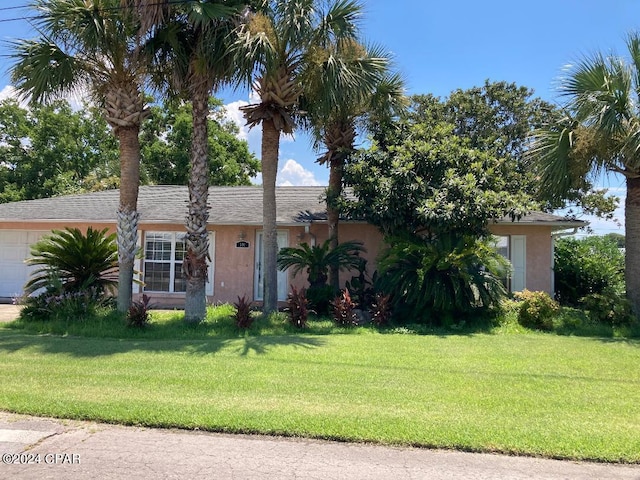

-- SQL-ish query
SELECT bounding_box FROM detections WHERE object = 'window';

[143,232,186,293]
[494,235,526,292]
[495,236,511,291]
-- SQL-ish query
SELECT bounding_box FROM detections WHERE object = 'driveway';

[1,412,639,480]
[0,304,20,322]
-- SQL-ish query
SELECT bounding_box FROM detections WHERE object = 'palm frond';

[9,39,87,103]
[25,227,118,295]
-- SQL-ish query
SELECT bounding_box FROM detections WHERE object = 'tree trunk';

[625,176,640,316]
[116,126,141,313]
[327,158,343,290]
[262,119,280,314]
[184,86,210,324]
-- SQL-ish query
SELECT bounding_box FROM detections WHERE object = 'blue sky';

[0,0,638,235]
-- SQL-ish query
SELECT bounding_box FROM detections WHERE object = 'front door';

[254,231,288,301]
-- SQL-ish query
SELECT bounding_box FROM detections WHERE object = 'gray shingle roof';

[0,186,328,225]
[0,185,586,228]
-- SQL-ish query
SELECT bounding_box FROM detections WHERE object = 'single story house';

[0,186,585,305]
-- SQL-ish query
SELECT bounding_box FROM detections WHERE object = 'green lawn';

[1,311,639,463]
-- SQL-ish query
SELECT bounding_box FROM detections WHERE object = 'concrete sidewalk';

[1,412,638,480]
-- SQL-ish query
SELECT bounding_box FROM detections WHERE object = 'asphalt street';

[1,412,639,480]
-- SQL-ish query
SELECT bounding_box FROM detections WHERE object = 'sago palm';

[376,233,509,324]
[528,32,640,315]
[234,0,366,313]
[131,0,248,323]
[10,0,149,313]
[25,227,118,296]
[277,239,365,288]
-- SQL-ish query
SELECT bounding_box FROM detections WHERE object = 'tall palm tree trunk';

[626,176,640,315]
[116,126,141,312]
[262,118,280,314]
[184,85,210,323]
[327,158,343,290]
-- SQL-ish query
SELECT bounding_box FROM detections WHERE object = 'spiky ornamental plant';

[10,0,149,313]
[25,227,118,297]
[277,239,365,289]
[234,0,368,314]
[376,233,509,325]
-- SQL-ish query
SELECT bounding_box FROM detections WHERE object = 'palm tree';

[304,68,405,289]
[130,0,248,323]
[277,239,364,289]
[10,0,149,313]
[528,32,640,315]
[234,0,367,313]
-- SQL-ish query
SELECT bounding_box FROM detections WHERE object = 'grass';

[1,306,640,463]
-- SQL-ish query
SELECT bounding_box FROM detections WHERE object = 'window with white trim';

[143,232,186,293]
[495,235,511,291]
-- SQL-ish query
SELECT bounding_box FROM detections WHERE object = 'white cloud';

[0,84,90,111]
[277,159,323,186]
[222,99,251,140]
[0,85,28,107]
[251,159,324,186]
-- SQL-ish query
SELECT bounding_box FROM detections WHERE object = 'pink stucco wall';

[489,224,553,294]
[0,220,556,306]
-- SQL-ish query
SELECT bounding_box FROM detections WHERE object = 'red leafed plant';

[287,285,309,329]
[331,289,358,327]
[234,295,254,329]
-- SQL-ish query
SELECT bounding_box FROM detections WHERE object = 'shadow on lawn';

[0,331,326,358]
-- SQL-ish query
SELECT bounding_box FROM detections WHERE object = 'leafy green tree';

[554,236,625,305]
[10,0,150,313]
[0,99,120,203]
[408,82,618,220]
[277,240,365,289]
[0,97,258,202]
[376,233,509,324]
[235,0,367,314]
[140,99,259,186]
[25,227,118,296]
[604,232,625,249]
[345,121,533,238]
[528,33,640,314]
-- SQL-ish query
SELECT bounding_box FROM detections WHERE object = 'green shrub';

[24,227,118,296]
[277,240,365,289]
[376,233,509,324]
[554,236,624,305]
[306,284,336,315]
[514,290,560,331]
[580,291,634,326]
[20,277,112,322]
[18,227,118,322]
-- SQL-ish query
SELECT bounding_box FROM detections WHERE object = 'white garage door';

[0,230,48,300]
